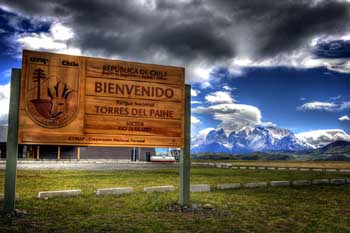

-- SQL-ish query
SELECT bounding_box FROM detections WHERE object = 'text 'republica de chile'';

[95,65,175,99]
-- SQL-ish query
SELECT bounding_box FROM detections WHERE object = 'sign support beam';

[179,84,191,206]
[77,147,80,160]
[3,68,21,213]
[57,146,61,160]
[36,145,40,160]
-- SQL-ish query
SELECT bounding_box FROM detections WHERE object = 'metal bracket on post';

[3,68,21,213]
[179,84,191,206]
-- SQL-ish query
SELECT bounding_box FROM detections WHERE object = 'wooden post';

[3,68,21,213]
[36,145,40,160]
[77,147,80,160]
[179,84,191,206]
[133,146,136,161]
[57,146,61,160]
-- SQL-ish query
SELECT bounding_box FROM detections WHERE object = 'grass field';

[193,160,350,169]
[1,166,350,232]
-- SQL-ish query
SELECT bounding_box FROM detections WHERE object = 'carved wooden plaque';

[18,50,185,147]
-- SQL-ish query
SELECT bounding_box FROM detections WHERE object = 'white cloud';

[340,102,350,110]
[50,22,74,41]
[0,83,10,125]
[297,101,350,112]
[222,85,237,91]
[296,129,350,148]
[232,57,253,66]
[259,121,277,127]
[330,95,342,101]
[191,127,215,146]
[192,66,212,88]
[231,50,313,69]
[229,35,350,74]
[2,68,11,80]
[191,115,200,124]
[190,115,202,137]
[198,127,215,137]
[191,88,200,97]
[191,100,202,105]
[17,33,65,50]
[338,115,350,121]
[193,103,262,132]
[205,91,235,104]
[341,34,350,40]
[297,101,338,112]
[15,22,81,56]
[324,59,350,74]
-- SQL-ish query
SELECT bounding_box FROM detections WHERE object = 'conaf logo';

[26,65,80,128]
[30,57,49,65]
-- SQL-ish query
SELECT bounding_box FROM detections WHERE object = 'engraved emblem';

[26,63,79,128]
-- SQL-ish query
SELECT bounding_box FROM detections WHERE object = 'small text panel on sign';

[21,132,182,147]
[86,59,184,85]
[84,115,182,137]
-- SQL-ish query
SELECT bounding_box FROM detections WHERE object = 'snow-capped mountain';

[191,128,231,154]
[191,126,313,154]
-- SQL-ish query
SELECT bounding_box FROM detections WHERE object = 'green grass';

[194,160,350,169]
[1,167,350,232]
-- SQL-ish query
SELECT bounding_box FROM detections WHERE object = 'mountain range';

[191,125,350,160]
[191,126,314,154]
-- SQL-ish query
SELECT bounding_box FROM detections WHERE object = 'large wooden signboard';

[18,50,185,147]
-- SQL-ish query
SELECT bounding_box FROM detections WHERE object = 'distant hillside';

[307,140,350,161]
[191,153,234,160]
[316,140,350,153]
[192,140,350,161]
[192,152,296,161]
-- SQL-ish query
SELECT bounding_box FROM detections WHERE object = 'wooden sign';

[18,50,185,147]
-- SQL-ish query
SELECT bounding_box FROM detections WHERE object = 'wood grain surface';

[18,50,185,147]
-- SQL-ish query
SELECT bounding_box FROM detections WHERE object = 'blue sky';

[0,0,349,147]
[191,66,350,134]
[0,8,50,81]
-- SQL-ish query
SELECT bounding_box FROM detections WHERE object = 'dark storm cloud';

[71,0,235,63]
[314,40,350,58]
[144,21,234,61]
[0,8,50,33]
[0,0,349,66]
[257,1,350,58]
[209,0,350,58]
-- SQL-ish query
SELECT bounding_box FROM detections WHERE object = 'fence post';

[3,68,21,213]
[179,84,191,206]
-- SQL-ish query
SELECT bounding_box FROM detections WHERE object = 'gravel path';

[0,159,179,170]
